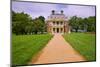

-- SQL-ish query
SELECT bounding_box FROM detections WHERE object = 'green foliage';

[69,16,83,32]
[12,11,32,35]
[12,11,46,35]
[12,34,53,65]
[32,16,46,34]
[69,16,96,32]
[87,16,96,32]
[64,33,96,61]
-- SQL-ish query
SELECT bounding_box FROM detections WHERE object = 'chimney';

[61,10,63,14]
[52,10,55,15]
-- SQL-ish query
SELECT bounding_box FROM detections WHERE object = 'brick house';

[46,10,70,34]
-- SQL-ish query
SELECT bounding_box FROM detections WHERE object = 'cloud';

[12,1,95,19]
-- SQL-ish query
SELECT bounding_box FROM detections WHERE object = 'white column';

[59,28,61,33]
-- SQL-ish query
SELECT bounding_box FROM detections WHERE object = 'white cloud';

[12,1,96,19]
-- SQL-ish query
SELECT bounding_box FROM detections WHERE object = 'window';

[57,21,59,25]
[61,28,63,32]
[53,21,55,25]
[53,28,55,32]
[61,22,63,25]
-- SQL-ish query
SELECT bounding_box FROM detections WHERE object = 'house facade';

[46,10,70,34]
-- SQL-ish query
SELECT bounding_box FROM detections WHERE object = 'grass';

[12,34,53,65]
[63,33,96,61]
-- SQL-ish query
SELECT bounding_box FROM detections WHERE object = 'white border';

[0,0,100,67]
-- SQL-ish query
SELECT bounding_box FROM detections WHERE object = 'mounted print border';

[11,0,96,66]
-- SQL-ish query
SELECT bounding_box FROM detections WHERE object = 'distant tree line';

[12,11,46,35]
[69,16,96,32]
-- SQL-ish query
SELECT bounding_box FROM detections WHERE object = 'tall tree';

[69,16,82,32]
[82,16,96,32]
[32,18,41,34]
[12,11,32,35]
[38,16,46,33]
[32,16,45,34]
[87,16,96,32]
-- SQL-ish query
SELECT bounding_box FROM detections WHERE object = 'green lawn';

[12,34,53,65]
[63,33,96,61]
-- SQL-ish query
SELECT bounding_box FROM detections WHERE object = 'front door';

[57,28,59,33]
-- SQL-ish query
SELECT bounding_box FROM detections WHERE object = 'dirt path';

[31,34,85,64]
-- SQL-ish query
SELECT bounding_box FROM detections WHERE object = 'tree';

[32,18,41,34]
[12,11,46,35]
[87,16,96,32]
[25,22,33,34]
[69,16,96,32]
[31,16,46,34]
[82,16,96,32]
[12,11,32,35]
[38,16,46,33]
[69,16,82,32]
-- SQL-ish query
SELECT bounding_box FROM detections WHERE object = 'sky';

[12,1,96,19]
